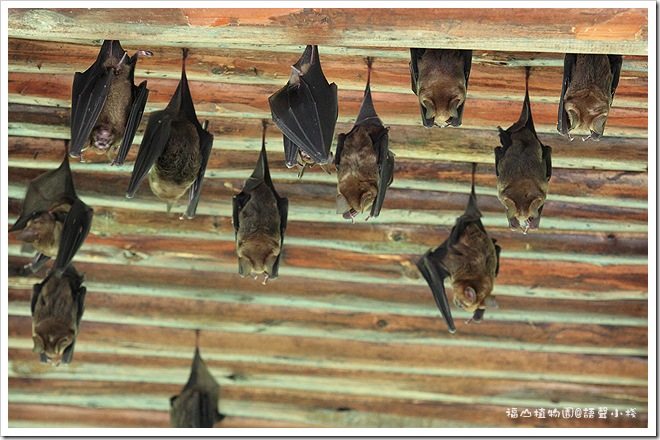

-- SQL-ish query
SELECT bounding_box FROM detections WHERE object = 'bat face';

[236,183,282,281]
[558,54,621,141]
[499,181,546,233]
[336,126,380,220]
[31,267,85,366]
[410,49,471,128]
[17,211,64,257]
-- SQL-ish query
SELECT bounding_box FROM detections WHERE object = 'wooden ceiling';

[4,7,651,430]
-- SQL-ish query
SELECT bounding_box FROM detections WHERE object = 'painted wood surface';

[5,6,649,431]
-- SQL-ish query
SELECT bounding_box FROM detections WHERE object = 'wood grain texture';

[6,6,650,431]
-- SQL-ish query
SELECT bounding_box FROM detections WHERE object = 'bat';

[334,57,395,221]
[31,265,86,366]
[416,164,501,333]
[409,48,472,128]
[126,48,213,219]
[495,67,552,234]
[269,45,338,178]
[69,39,151,165]
[233,121,288,284]
[9,156,94,275]
[170,330,225,428]
[557,54,623,141]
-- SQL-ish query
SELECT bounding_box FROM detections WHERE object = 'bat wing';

[370,128,394,219]
[493,240,502,277]
[10,157,77,233]
[53,198,94,277]
[416,244,456,333]
[271,196,289,278]
[333,133,346,168]
[494,145,505,177]
[126,110,172,198]
[184,126,214,219]
[269,45,338,165]
[69,40,125,158]
[557,54,577,136]
[542,144,552,181]
[608,55,623,103]
[409,48,435,128]
[171,347,222,428]
[283,134,301,168]
[448,49,473,127]
[355,81,382,127]
[113,80,149,166]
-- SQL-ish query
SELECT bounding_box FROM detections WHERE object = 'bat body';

[233,122,288,284]
[416,164,501,333]
[409,49,472,128]
[269,45,338,177]
[126,49,213,219]
[70,40,150,165]
[495,68,552,234]
[170,331,225,428]
[10,156,93,275]
[31,266,86,366]
[557,54,622,141]
[335,58,394,221]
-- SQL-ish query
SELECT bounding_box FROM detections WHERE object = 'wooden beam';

[7,8,649,55]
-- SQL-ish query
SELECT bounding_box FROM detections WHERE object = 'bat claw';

[262,275,269,285]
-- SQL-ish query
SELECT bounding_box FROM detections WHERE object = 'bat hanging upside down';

[334,57,395,222]
[126,48,213,219]
[69,39,151,165]
[232,121,289,284]
[557,54,623,141]
[416,164,501,334]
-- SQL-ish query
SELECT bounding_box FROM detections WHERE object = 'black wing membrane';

[371,129,394,219]
[416,245,455,334]
[557,54,577,136]
[113,79,149,166]
[170,346,224,428]
[53,198,94,277]
[269,45,338,166]
[608,55,623,102]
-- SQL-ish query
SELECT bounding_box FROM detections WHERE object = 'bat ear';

[264,251,278,275]
[566,108,579,130]
[529,196,544,217]
[360,191,376,213]
[17,226,39,243]
[336,193,350,214]
[449,97,460,119]
[32,335,44,354]
[422,99,436,120]
[238,256,252,277]
[484,295,499,309]
[502,197,516,217]
[591,114,607,136]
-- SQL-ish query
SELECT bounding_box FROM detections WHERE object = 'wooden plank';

[7,71,649,136]
[7,8,649,55]
[7,38,649,106]
[7,285,648,347]
[6,133,650,203]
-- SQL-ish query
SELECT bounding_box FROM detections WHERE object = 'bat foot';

[262,275,270,285]
[137,50,153,57]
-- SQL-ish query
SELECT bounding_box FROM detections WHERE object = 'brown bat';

[10,156,94,275]
[170,330,225,428]
[335,57,395,221]
[69,40,151,165]
[557,54,623,141]
[416,164,501,333]
[126,48,213,219]
[233,121,288,284]
[31,266,87,366]
[409,48,472,128]
[495,67,552,234]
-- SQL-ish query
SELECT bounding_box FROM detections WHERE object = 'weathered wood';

[7,71,649,136]
[8,8,649,54]
[7,285,648,349]
[7,38,649,105]
[7,319,648,382]
[7,134,650,202]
